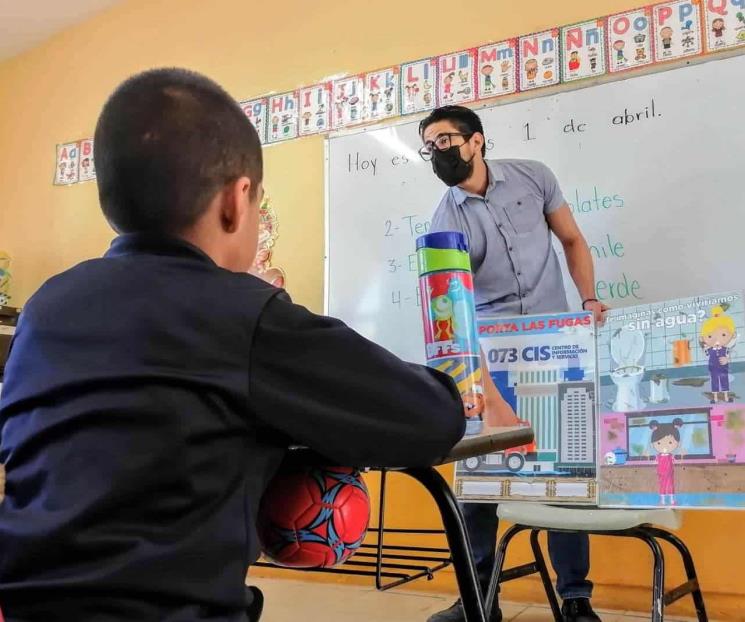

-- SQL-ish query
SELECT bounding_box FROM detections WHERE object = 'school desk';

[263,425,534,622]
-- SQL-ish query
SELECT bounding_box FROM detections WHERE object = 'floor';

[251,578,708,622]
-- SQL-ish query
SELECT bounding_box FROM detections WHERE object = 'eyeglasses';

[419,132,473,161]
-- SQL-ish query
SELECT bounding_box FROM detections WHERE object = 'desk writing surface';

[436,425,534,466]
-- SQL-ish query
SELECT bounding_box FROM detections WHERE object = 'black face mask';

[431,145,474,187]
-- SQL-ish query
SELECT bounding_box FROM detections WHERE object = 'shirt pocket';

[502,194,543,234]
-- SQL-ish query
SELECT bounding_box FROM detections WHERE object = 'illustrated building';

[558,381,595,465]
[512,366,560,452]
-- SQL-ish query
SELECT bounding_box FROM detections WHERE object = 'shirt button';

[508,246,513,251]
[517,271,522,276]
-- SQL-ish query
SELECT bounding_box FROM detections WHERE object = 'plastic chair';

[485,503,707,622]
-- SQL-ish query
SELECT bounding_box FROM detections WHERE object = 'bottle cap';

[415,231,468,252]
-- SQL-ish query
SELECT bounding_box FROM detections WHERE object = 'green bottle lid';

[416,247,472,275]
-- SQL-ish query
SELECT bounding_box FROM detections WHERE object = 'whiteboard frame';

[323,47,745,318]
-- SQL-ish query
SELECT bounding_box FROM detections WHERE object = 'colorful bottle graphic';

[416,232,484,435]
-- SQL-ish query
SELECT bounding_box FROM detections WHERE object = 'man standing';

[420,106,607,622]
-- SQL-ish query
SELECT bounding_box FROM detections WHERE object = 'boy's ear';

[218,185,239,234]
[220,177,252,233]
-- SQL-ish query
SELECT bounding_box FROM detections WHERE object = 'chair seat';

[495,502,682,531]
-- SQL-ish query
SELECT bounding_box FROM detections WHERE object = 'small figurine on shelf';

[0,251,11,306]
[248,195,286,290]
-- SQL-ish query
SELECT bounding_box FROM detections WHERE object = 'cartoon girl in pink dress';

[649,418,684,505]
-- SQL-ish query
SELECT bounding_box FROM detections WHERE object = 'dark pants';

[710,368,729,392]
[464,503,593,600]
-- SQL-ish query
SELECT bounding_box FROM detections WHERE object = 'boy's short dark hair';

[419,105,487,156]
[94,68,262,234]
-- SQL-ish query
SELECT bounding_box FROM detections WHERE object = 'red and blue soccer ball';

[257,465,370,568]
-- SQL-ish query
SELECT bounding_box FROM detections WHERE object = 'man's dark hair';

[419,106,486,156]
[94,68,262,234]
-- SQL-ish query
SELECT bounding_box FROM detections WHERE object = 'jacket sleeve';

[249,292,465,467]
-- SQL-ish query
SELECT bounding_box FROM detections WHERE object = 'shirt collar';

[105,233,216,265]
[450,160,505,206]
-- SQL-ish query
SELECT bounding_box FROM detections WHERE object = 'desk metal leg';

[375,469,388,590]
[402,467,486,622]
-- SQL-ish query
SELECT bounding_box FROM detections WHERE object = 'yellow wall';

[1,0,743,618]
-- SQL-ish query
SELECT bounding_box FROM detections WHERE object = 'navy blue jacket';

[0,234,464,621]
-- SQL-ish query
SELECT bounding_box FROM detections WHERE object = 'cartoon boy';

[661,26,674,50]
[613,39,627,62]
[481,64,495,91]
[370,91,380,115]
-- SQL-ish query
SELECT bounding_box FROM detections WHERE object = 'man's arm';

[249,293,466,468]
[546,204,607,324]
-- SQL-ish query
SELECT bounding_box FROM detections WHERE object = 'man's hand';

[461,391,485,419]
[584,299,609,326]
[484,387,520,427]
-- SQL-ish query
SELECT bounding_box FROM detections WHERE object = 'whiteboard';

[326,54,745,365]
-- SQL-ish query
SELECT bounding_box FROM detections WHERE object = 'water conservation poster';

[598,290,745,509]
[455,311,598,504]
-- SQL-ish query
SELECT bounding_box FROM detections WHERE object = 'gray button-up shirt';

[430,159,569,316]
